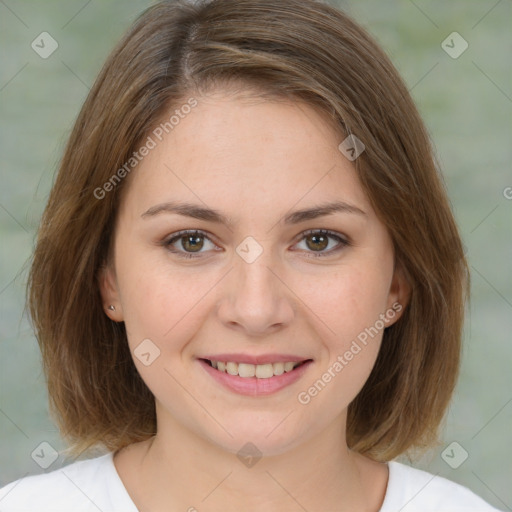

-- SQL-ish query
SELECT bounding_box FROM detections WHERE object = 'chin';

[197,416,309,459]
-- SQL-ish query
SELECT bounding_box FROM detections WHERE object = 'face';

[100,87,409,456]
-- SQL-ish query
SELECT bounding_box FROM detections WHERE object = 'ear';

[385,261,411,326]
[98,263,124,322]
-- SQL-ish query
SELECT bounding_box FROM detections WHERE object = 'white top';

[0,452,503,511]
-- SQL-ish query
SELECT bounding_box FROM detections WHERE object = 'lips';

[197,355,313,395]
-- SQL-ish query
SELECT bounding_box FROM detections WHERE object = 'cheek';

[116,246,221,359]
[296,263,392,343]
[115,261,216,398]
[121,271,191,335]
[294,265,391,402]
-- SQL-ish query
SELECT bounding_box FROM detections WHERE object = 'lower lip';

[198,359,313,396]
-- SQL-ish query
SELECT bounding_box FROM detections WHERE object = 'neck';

[116,411,388,512]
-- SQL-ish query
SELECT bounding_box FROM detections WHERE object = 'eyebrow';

[141,200,366,226]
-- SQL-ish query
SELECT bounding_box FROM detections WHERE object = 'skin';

[100,86,410,511]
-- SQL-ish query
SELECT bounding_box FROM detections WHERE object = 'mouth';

[198,357,313,396]
[200,359,311,378]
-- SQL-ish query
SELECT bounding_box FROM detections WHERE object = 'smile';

[198,357,313,395]
[207,360,306,378]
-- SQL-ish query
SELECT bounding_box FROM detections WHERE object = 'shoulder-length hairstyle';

[28,0,469,460]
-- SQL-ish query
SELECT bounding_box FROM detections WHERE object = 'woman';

[0,0,502,510]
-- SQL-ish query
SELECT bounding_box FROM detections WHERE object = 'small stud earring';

[107,305,116,311]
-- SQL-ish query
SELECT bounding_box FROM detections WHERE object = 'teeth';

[272,362,284,375]
[226,361,238,376]
[238,363,255,378]
[284,362,295,373]
[255,363,274,379]
[209,360,304,378]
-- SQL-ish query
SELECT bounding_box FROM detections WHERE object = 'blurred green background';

[0,0,510,508]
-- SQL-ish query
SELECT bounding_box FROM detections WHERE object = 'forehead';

[119,89,372,222]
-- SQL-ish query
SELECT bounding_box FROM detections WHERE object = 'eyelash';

[162,229,350,260]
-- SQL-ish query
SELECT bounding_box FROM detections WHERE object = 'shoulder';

[0,452,137,512]
[380,461,504,512]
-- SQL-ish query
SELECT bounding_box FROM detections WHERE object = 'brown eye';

[294,229,350,258]
[180,233,204,252]
[164,230,217,259]
[304,232,329,252]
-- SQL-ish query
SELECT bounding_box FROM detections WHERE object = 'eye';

[293,229,350,258]
[163,228,349,260]
[163,230,218,259]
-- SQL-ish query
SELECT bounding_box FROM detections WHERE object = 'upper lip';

[200,354,312,365]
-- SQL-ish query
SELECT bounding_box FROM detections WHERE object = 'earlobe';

[386,262,411,325]
[98,264,123,321]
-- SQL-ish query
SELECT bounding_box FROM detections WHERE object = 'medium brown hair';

[28,0,469,461]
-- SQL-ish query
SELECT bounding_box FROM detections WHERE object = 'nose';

[217,254,295,337]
